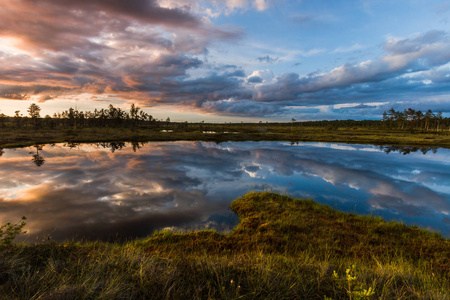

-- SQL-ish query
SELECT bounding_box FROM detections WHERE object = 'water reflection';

[0,141,449,241]
[379,145,438,155]
[30,144,45,167]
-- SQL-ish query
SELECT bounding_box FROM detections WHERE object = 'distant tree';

[14,110,22,128]
[28,103,41,118]
[0,113,5,127]
[382,107,448,132]
[424,110,433,131]
[139,110,151,123]
[130,104,140,127]
[27,103,41,130]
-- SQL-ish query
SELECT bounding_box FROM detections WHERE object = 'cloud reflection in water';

[0,141,449,241]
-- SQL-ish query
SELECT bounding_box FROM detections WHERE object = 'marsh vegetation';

[0,192,448,299]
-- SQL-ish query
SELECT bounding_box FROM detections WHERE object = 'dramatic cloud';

[1,1,450,119]
[252,31,450,107]
[0,0,242,106]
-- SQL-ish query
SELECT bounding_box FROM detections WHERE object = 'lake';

[1,141,449,241]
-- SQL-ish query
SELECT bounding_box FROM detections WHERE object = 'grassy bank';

[1,125,450,149]
[1,192,449,299]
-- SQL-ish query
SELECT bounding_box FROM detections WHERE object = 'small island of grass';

[1,192,448,299]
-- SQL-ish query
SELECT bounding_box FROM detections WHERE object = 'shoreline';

[1,126,450,149]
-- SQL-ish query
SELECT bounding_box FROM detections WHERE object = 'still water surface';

[0,141,449,241]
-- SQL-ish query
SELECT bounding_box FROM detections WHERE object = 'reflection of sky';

[0,141,449,241]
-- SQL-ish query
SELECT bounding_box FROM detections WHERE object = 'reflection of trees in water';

[91,141,148,153]
[96,142,126,153]
[132,141,148,152]
[30,144,45,166]
[65,142,80,149]
[380,145,438,155]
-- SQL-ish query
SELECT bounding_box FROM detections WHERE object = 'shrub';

[0,216,27,246]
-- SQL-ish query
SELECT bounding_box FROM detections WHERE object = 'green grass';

[0,192,449,299]
[1,126,450,149]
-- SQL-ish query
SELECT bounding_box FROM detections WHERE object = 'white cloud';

[247,69,274,83]
[253,0,270,11]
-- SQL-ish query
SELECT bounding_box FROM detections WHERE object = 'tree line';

[382,108,446,131]
[0,103,448,131]
[0,103,169,130]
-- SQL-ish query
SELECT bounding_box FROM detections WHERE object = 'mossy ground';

[1,192,448,299]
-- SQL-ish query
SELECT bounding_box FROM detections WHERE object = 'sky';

[1,0,450,122]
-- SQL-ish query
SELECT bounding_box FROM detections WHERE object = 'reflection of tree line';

[285,141,438,155]
[0,142,438,168]
[1,144,45,166]
[31,142,150,167]
[65,141,148,153]
[379,145,438,155]
[98,141,149,153]
[0,142,153,167]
